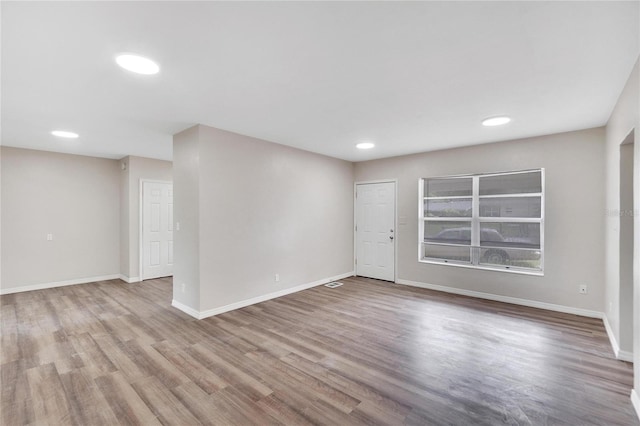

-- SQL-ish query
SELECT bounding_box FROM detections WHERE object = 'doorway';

[355,181,396,281]
[619,137,635,357]
[141,181,174,280]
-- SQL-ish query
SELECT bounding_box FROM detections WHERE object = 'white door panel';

[142,182,173,280]
[356,182,395,281]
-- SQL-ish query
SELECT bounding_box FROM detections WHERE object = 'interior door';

[356,182,395,281]
[142,181,173,280]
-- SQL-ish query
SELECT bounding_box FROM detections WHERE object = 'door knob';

[389,235,394,240]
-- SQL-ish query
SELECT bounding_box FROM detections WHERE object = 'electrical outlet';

[46,233,53,241]
[181,283,186,293]
[176,222,180,231]
[275,273,280,282]
[579,284,588,295]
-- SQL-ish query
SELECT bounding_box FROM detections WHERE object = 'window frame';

[418,169,544,276]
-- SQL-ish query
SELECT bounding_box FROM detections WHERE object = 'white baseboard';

[171,299,201,319]
[603,314,622,356]
[396,278,604,319]
[632,389,640,422]
[603,315,635,362]
[119,274,140,283]
[172,271,354,320]
[619,350,634,362]
[0,274,121,295]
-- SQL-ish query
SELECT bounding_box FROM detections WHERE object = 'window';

[419,169,544,274]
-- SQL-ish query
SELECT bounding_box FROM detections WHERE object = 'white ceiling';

[2,1,638,162]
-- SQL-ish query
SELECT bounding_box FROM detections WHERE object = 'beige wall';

[119,155,172,280]
[604,57,640,392]
[1,147,120,291]
[173,124,354,314]
[355,127,606,312]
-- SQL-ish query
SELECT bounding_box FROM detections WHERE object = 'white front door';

[142,182,173,280]
[356,182,395,281]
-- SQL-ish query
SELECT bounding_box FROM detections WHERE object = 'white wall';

[119,155,172,281]
[173,124,354,315]
[1,147,120,292]
[620,142,635,355]
[173,126,201,310]
[604,56,640,404]
[119,156,130,281]
[355,127,606,313]
[1,148,3,289]
[605,59,639,359]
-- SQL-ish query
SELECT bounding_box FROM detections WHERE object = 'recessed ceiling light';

[356,142,375,150]
[51,130,79,138]
[482,116,511,126]
[115,54,160,75]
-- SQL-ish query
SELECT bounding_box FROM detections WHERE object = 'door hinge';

[355,225,357,231]
[355,258,357,265]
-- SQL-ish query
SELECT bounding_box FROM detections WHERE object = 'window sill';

[419,258,544,277]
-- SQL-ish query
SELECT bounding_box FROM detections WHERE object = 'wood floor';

[1,276,637,425]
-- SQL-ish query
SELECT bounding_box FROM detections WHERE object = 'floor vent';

[324,282,343,288]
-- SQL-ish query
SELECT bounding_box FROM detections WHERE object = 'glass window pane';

[479,197,541,218]
[425,178,472,197]
[479,222,540,249]
[425,198,472,217]
[479,171,542,195]
[479,247,542,269]
[424,221,472,245]
[424,243,471,262]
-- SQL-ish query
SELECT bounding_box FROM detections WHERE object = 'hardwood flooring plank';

[0,304,20,364]
[0,360,32,406]
[25,363,73,425]
[349,400,407,425]
[67,333,116,378]
[99,316,144,342]
[245,349,361,413]
[280,352,412,419]
[57,302,109,337]
[92,334,149,382]
[187,341,273,400]
[297,397,368,426]
[123,339,190,389]
[1,276,637,425]
[36,332,83,376]
[233,326,325,363]
[130,376,201,425]
[170,381,231,425]
[215,386,283,425]
[256,392,317,426]
[1,399,35,426]
[59,369,120,425]
[152,340,229,393]
[94,371,161,426]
